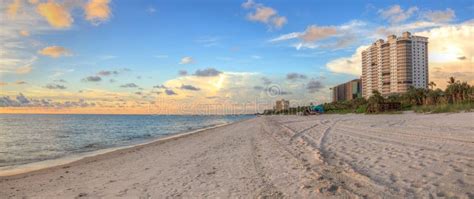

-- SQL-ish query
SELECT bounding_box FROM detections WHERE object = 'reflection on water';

[0,114,253,168]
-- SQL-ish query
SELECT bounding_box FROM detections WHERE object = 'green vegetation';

[263,106,311,115]
[323,77,473,114]
[261,77,473,115]
[412,103,474,113]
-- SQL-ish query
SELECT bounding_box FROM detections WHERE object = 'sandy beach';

[1,112,473,198]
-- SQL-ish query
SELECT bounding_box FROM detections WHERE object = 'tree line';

[324,77,473,114]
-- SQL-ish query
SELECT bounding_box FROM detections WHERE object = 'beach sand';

[1,112,473,198]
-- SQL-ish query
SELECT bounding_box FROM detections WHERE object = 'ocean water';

[0,114,254,168]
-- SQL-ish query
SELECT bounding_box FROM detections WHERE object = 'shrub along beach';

[264,77,474,115]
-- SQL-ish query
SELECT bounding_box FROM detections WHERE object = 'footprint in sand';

[409,164,422,170]
[389,173,399,182]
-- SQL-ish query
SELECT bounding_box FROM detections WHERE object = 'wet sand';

[1,112,473,198]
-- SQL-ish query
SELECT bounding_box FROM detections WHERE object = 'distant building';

[275,99,289,112]
[361,32,428,98]
[332,79,362,102]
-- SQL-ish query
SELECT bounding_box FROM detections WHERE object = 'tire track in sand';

[271,117,399,198]
[250,136,284,198]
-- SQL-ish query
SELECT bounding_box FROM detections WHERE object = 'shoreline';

[0,121,238,177]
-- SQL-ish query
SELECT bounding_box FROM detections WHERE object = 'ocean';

[0,114,254,169]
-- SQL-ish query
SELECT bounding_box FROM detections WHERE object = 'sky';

[0,0,473,114]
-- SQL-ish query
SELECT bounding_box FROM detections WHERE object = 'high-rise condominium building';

[361,32,428,98]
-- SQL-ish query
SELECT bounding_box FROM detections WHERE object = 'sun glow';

[211,74,225,90]
[430,44,464,63]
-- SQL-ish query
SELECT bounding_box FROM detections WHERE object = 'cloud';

[0,95,25,107]
[415,21,474,88]
[1,54,37,74]
[153,84,168,89]
[326,45,369,76]
[0,2,47,75]
[19,30,29,36]
[423,8,455,23]
[16,93,30,104]
[279,91,292,95]
[272,16,287,29]
[97,70,119,76]
[159,71,331,109]
[261,77,272,85]
[179,56,194,64]
[194,68,222,77]
[178,70,188,76]
[248,6,276,23]
[120,83,139,88]
[293,42,318,50]
[180,84,201,91]
[373,21,439,37]
[15,64,33,74]
[28,0,39,4]
[45,84,66,89]
[321,35,357,49]
[165,89,177,95]
[241,0,255,9]
[37,1,73,28]
[300,25,338,42]
[0,93,95,108]
[286,73,307,80]
[195,37,220,47]
[84,0,111,25]
[243,0,287,29]
[38,46,71,58]
[0,81,28,86]
[147,6,156,14]
[269,24,340,50]
[7,0,21,18]
[306,80,324,93]
[269,32,302,42]
[378,5,418,24]
[55,79,67,83]
[82,76,102,82]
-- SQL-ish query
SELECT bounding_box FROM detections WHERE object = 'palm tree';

[428,81,436,90]
[446,77,458,103]
[367,90,384,113]
[387,94,401,103]
[460,82,471,102]
[427,88,443,105]
[405,86,419,105]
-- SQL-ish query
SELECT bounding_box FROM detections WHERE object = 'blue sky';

[0,0,473,114]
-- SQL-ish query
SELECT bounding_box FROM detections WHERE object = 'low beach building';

[275,99,289,112]
[332,79,362,102]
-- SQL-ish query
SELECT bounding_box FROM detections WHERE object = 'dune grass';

[412,102,474,113]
